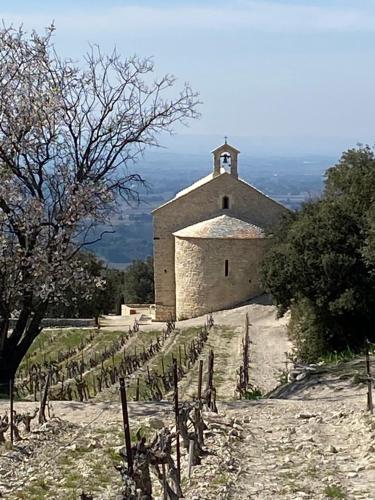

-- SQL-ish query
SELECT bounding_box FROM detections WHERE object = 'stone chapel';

[152,141,287,321]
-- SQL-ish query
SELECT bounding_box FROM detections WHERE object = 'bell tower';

[211,137,240,179]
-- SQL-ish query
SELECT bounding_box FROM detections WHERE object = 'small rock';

[332,411,347,419]
[297,413,316,419]
[146,417,164,430]
[326,445,338,454]
[347,472,358,478]
[229,429,239,438]
[87,439,101,450]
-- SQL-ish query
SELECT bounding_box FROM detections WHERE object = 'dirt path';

[97,298,291,401]
[178,299,291,399]
[186,386,375,500]
[178,324,243,400]
[0,400,174,424]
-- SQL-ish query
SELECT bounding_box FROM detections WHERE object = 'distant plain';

[91,151,331,267]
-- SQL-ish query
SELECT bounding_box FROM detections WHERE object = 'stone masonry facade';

[175,237,269,319]
[152,142,287,321]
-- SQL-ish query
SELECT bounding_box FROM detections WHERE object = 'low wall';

[121,304,155,317]
[9,318,96,329]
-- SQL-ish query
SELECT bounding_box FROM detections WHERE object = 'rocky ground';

[188,387,375,499]
[0,301,374,499]
[0,402,176,499]
[1,373,374,499]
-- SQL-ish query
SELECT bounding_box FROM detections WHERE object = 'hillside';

[0,301,374,499]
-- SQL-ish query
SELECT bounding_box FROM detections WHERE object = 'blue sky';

[2,0,375,154]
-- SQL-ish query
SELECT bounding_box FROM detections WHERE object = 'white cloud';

[2,2,375,36]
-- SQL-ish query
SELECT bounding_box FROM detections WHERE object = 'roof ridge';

[152,169,287,214]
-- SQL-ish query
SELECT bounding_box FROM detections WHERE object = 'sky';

[2,0,375,155]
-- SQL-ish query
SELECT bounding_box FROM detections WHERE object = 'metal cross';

[224,135,228,144]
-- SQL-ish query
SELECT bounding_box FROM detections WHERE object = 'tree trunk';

[0,302,48,396]
[0,327,40,397]
[0,353,17,397]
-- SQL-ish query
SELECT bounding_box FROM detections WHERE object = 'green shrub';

[288,299,329,363]
[244,385,263,400]
[324,484,346,498]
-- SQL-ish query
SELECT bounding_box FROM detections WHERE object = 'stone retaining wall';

[9,318,96,329]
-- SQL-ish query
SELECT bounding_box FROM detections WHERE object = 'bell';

[222,153,230,164]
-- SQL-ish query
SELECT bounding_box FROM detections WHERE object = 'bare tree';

[0,24,200,392]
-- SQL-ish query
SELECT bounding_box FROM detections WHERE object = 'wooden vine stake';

[237,313,251,398]
[9,378,14,445]
[188,439,194,479]
[134,377,140,402]
[366,339,373,414]
[119,377,133,475]
[173,358,181,483]
[243,313,250,389]
[162,462,168,500]
[197,359,203,405]
[39,371,51,424]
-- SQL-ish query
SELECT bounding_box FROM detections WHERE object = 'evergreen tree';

[124,257,154,304]
[262,146,375,361]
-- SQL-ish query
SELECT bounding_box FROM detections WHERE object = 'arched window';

[222,196,229,209]
[224,259,229,277]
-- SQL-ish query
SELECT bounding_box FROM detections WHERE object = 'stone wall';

[153,172,287,321]
[174,236,269,319]
[9,318,96,329]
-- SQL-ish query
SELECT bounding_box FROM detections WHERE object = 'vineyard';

[0,302,295,499]
[15,316,221,404]
[13,302,292,406]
